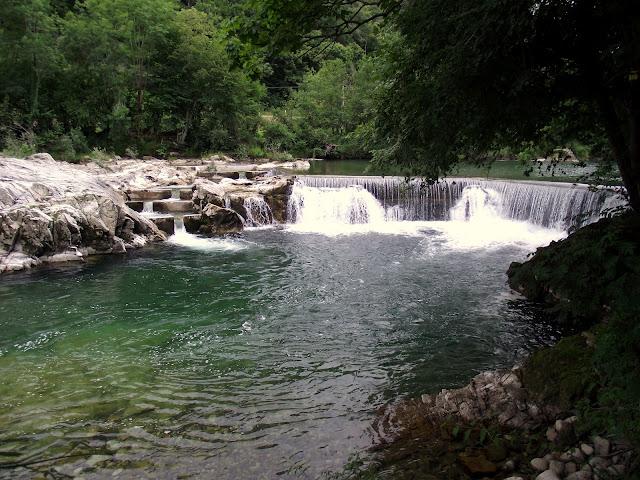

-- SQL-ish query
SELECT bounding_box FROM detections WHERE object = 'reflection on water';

[0,223,560,479]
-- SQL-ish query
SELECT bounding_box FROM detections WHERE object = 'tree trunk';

[627,73,640,212]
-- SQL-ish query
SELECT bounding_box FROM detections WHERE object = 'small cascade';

[142,201,154,214]
[287,184,386,226]
[174,216,185,233]
[171,189,181,200]
[293,176,625,229]
[449,186,502,222]
[243,197,274,226]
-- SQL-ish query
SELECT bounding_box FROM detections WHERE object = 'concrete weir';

[150,215,175,235]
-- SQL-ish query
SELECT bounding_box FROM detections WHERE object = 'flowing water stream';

[0,178,623,479]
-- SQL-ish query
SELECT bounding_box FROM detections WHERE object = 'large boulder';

[0,154,165,273]
[186,204,244,236]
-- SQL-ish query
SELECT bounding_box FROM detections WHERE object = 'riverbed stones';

[536,470,560,480]
[549,459,564,476]
[457,452,497,475]
[580,443,594,456]
[592,436,610,456]
[531,457,549,472]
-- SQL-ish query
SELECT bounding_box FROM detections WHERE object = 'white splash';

[287,184,386,234]
[168,217,251,252]
[285,181,566,248]
[243,196,274,226]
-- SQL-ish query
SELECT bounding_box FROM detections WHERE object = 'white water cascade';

[292,176,625,230]
[287,184,386,228]
[449,186,502,222]
[243,196,274,226]
[142,201,154,215]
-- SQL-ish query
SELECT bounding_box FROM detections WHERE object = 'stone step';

[150,215,175,235]
[127,189,172,201]
[153,200,195,213]
[246,171,268,180]
[197,170,239,180]
[126,201,143,212]
[183,214,202,234]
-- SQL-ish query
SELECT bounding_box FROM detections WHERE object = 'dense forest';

[0,0,386,161]
[0,0,627,179]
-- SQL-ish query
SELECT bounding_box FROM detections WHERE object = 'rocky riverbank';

[367,365,634,480]
[0,153,298,273]
[362,213,639,480]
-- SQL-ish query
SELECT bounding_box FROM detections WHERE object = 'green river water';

[0,220,562,479]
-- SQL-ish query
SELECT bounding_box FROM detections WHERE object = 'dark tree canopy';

[253,0,640,210]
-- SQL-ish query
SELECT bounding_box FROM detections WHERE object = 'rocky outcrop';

[0,154,165,273]
[418,370,561,429]
[185,205,243,235]
[192,176,294,225]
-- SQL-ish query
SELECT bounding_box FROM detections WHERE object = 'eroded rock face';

[0,154,165,273]
[192,177,293,225]
[187,204,244,236]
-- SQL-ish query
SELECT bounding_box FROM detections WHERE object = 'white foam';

[168,218,252,252]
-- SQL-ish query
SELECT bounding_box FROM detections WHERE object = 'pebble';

[531,457,549,472]
[567,472,592,480]
[592,436,610,456]
[549,459,564,476]
[565,462,577,474]
[588,456,610,470]
[571,447,586,463]
[559,451,572,462]
[505,477,525,480]
[580,443,594,456]
[546,427,559,442]
[536,470,560,480]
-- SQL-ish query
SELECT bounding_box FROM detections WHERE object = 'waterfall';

[291,176,625,230]
[449,186,502,222]
[287,184,386,227]
[174,216,185,233]
[142,201,154,214]
[243,196,274,226]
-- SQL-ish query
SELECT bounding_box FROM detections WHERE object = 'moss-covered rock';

[507,212,640,326]
[520,334,598,411]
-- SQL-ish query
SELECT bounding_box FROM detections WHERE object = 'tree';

[253,0,640,211]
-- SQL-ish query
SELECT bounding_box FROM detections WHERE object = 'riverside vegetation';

[2,1,640,479]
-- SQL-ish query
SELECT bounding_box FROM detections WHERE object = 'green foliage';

[0,0,265,159]
[508,212,640,326]
[522,335,599,410]
[511,212,640,448]
[271,43,385,158]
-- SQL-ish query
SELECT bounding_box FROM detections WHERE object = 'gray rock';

[0,155,165,273]
[546,427,559,442]
[581,443,594,456]
[536,470,560,480]
[593,436,610,456]
[571,447,586,463]
[566,472,592,480]
[549,459,564,476]
[588,456,610,470]
[531,457,549,472]
[565,462,578,474]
